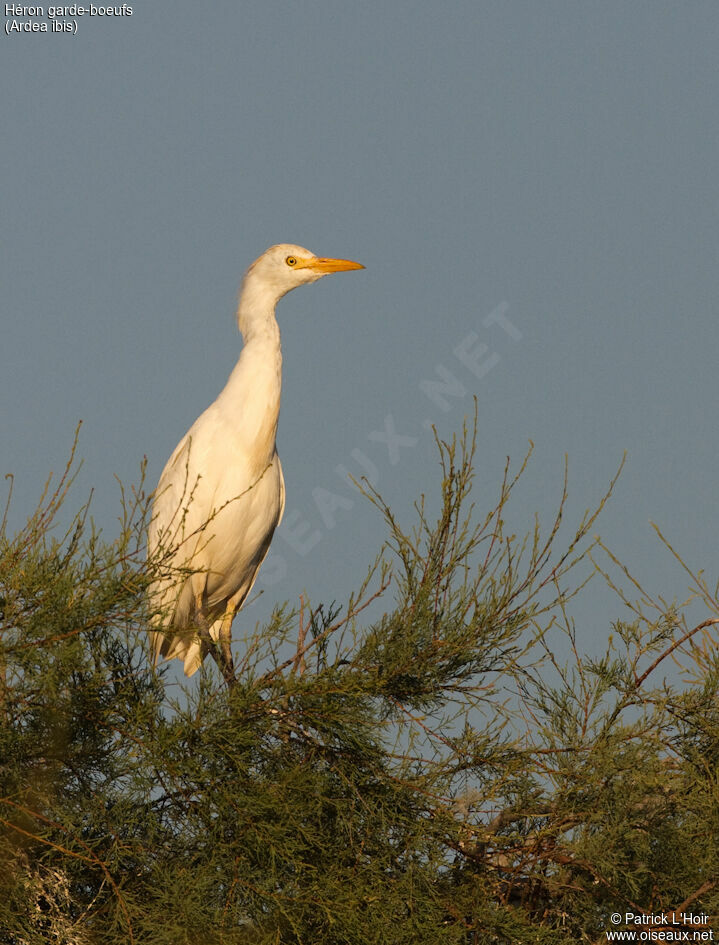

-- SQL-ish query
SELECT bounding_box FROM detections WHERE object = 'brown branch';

[669,879,717,924]
[634,618,719,689]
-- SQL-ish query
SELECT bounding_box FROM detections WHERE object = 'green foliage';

[1,421,718,944]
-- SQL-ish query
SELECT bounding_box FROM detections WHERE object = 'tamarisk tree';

[1,422,717,943]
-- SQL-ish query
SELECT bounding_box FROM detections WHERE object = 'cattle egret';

[148,244,364,685]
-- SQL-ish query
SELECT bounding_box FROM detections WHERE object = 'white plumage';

[148,244,363,680]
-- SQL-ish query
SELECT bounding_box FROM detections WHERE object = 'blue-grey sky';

[2,2,717,648]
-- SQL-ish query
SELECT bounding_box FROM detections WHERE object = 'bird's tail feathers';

[151,627,204,677]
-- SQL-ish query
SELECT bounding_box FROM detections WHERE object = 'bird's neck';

[237,278,283,343]
[217,287,283,467]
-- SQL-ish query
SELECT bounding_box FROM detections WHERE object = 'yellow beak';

[301,256,364,273]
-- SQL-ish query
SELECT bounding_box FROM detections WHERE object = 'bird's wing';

[149,434,191,550]
[147,429,210,649]
[149,424,222,557]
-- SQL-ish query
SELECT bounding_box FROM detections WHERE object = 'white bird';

[148,244,364,683]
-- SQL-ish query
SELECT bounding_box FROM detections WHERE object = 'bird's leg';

[192,575,214,663]
[218,607,237,690]
[207,603,240,691]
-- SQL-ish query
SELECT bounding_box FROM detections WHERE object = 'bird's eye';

[285,256,297,267]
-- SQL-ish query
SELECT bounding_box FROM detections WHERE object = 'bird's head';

[243,244,364,303]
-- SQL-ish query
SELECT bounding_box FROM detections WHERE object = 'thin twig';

[293,594,307,675]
